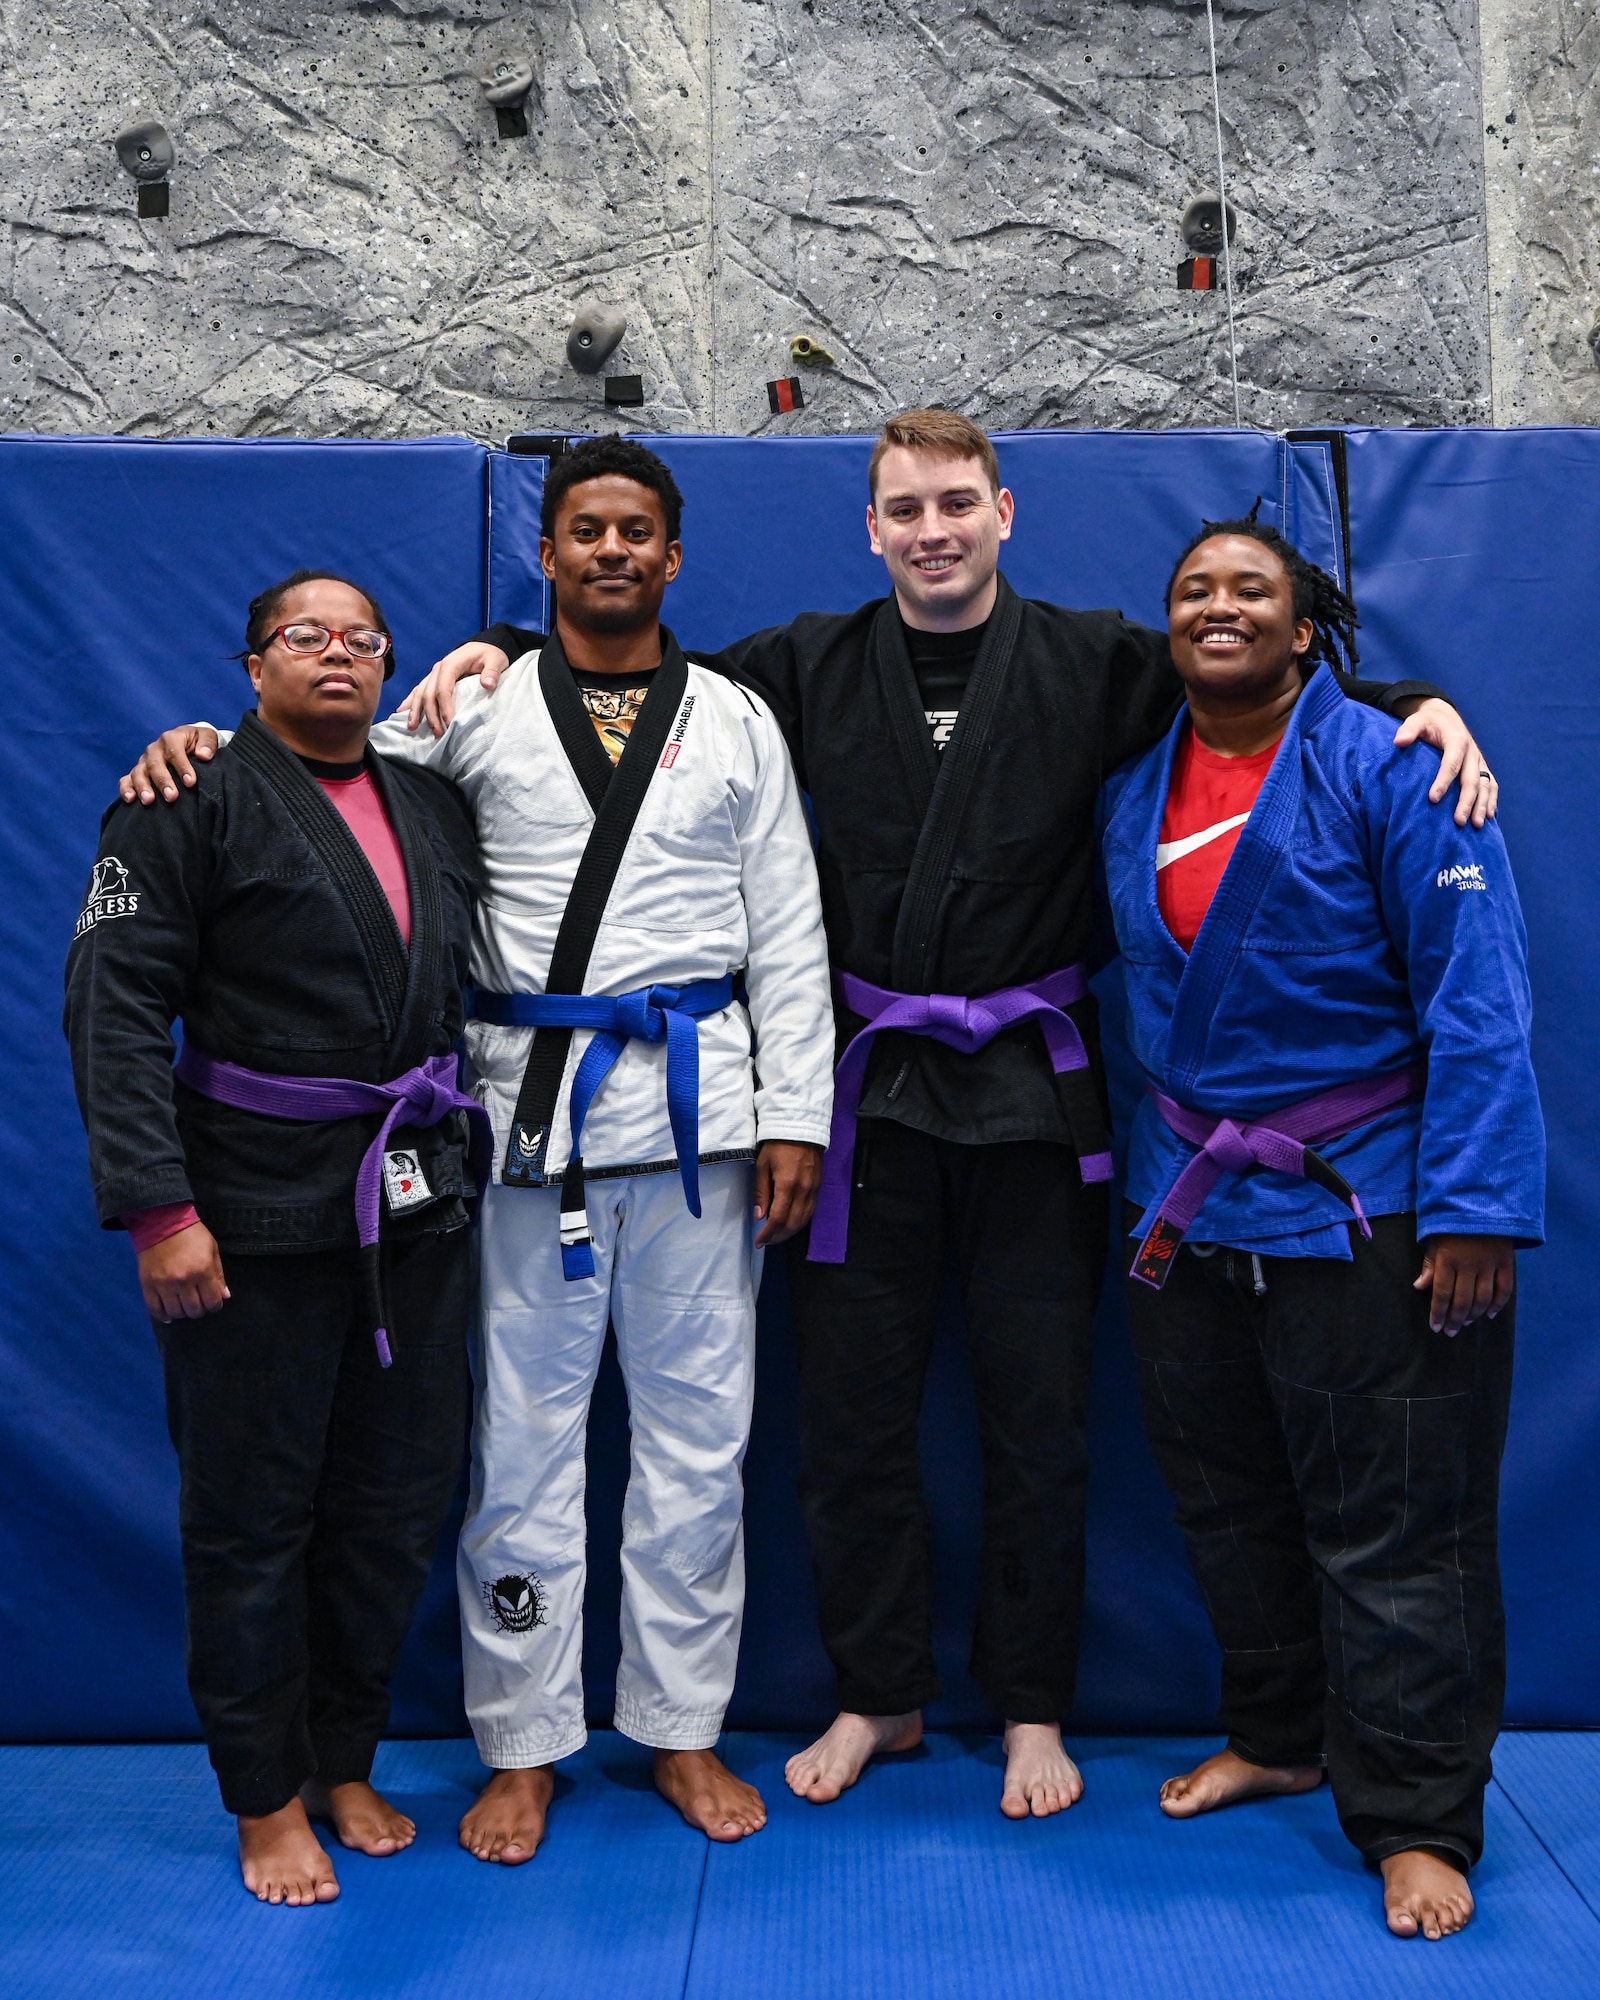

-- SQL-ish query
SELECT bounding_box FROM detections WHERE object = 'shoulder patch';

[75,856,141,938]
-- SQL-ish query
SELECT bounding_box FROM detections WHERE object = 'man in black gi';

[66,572,483,1904]
[131,416,1493,1821]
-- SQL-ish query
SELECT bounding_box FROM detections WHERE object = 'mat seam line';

[1491,1771,1600,1926]
[678,1736,717,2000]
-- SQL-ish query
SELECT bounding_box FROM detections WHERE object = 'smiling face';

[541,474,682,638]
[246,577,387,754]
[1166,533,1314,703]
[867,446,1014,629]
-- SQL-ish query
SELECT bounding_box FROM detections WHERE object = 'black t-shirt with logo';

[899,611,991,753]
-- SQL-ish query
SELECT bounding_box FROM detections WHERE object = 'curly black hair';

[540,434,684,543]
[241,568,395,679]
[1165,510,1360,674]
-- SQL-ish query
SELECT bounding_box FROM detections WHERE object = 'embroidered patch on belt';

[1132,1216,1186,1290]
[382,1150,433,1213]
[483,1571,548,1636]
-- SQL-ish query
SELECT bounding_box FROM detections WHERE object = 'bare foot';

[1381,1849,1475,1940]
[300,1777,415,1856]
[1159,1746,1323,1819]
[237,1797,340,1905]
[458,1766,554,1865]
[654,1747,767,1841]
[784,1710,923,1804]
[999,1720,1083,1820]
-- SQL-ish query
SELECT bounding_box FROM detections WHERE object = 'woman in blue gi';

[1098,517,1544,1942]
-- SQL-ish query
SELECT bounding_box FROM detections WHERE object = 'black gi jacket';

[65,709,480,1253]
[477,580,1443,1149]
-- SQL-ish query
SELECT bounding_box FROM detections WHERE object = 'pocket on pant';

[1282,1382,1474,1747]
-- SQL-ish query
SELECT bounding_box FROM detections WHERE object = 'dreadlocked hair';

[1165,509,1361,674]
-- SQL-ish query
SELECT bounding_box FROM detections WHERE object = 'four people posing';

[88,418,1530,1943]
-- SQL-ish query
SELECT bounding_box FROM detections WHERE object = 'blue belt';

[470,975,735,1278]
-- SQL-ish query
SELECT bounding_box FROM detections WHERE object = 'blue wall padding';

[1343,426,1600,1723]
[484,428,1310,650]
[485,450,549,634]
[0,425,1594,1745]
[0,435,487,1739]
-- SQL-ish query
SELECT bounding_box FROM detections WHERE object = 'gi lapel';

[364,753,447,1076]
[229,711,410,1039]
[538,626,617,815]
[888,574,1024,991]
[1163,665,1343,1094]
[501,629,692,1185]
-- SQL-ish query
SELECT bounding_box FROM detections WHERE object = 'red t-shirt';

[317,770,411,945]
[1156,723,1283,952]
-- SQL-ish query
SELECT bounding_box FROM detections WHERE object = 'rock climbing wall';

[1479,0,1600,427]
[0,1,1592,439]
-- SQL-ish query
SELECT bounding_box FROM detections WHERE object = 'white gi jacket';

[368,648,835,1182]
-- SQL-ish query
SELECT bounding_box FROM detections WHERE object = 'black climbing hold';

[479,54,535,140]
[568,306,627,375]
[114,120,174,183]
[1180,196,1238,256]
[604,375,645,408]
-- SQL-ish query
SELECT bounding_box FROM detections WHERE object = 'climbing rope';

[1204,0,1243,425]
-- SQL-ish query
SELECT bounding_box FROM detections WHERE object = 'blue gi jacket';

[1099,664,1546,1258]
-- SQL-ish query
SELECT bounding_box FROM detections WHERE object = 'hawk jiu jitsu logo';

[483,1571,548,1635]
[75,856,140,938]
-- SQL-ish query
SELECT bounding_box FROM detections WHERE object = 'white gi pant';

[459,1161,759,1765]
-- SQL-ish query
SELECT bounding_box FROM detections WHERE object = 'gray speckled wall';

[0,2,1593,439]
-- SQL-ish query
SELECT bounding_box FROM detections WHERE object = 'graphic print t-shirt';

[571,665,658,764]
[1156,723,1283,952]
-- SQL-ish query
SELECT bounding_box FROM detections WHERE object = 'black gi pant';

[1124,1206,1512,1868]
[156,1225,472,1818]
[790,1120,1108,1721]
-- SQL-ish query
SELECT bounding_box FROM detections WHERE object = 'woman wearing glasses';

[65,571,485,1906]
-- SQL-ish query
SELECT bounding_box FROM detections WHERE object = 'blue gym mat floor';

[1,1732,1595,2000]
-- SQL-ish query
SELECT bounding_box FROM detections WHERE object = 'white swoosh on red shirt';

[1156,812,1252,870]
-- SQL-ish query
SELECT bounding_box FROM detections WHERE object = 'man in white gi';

[121,437,835,1860]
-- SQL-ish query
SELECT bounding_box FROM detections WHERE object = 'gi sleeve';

[695,626,806,782]
[364,668,512,788]
[730,693,834,1148]
[1366,755,1545,1244]
[471,622,544,662]
[63,789,218,1227]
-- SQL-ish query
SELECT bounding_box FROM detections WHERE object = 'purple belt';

[1131,1061,1428,1290]
[174,1043,493,1365]
[807,966,1113,1265]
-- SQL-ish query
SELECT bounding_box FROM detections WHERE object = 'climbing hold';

[1180,195,1237,256]
[567,306,627,375]
[113,120,173,217]
[479,54,535,139]
[1588,319,1600,371]
[1178,195,1237,290]
[767,377,805,414]
[789,334,835,368]
[604,375,645,408]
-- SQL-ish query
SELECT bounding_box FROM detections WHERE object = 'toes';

[1386,1905,1420,1938]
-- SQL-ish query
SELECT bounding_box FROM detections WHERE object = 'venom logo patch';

[483,1570,548,1635]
